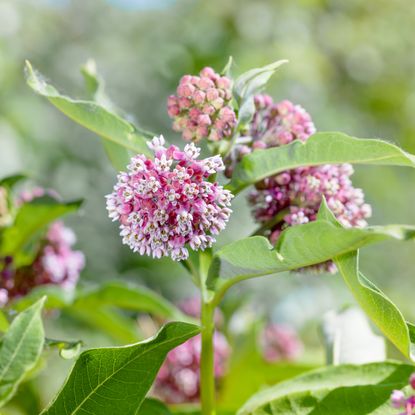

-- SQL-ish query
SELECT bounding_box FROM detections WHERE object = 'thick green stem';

[200,298,216,415]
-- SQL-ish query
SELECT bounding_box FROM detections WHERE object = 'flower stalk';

[200,297,216,415]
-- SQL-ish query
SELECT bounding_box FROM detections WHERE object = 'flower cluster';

[391,373,415,414]
[167,67,236,142]
[228,95,371,273]
[0,221,85,305]
[106,136,233,261]
[259,323,303,363]
[154,298,230,403]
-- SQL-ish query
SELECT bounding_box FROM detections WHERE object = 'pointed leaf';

[208,221,415,290]
[228,132,415,193]
[335,252,415,360]
[40,322,200,415]
[25,61,150,161]
[233,60,288,103]
[0,297,45,407]
[238,361,414,415]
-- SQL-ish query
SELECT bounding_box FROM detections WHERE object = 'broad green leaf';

[80,59,133,170]
[139,398,172,414]
[227,132,415,193]
[66,302,141,344]
[0,297,45,407]
[25,61,151,161]
[11,284,74,311]
[233,60,288,103]
[208,220,415,290]
[41,322,200,415]
[0,196,81,265]
[238,361,414,415]
[335,252,415,360]
[317,199,415,360]
[74,281,189,321]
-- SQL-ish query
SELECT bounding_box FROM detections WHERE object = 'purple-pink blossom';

[167,67,236,142]
[260,323,303,362]
[106,136,233,261]
[226,95,371,273]
[390,372,415,414]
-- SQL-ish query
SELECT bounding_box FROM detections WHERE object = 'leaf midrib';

[48,328,199,415]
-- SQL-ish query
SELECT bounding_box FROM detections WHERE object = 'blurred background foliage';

[1,0,415,413]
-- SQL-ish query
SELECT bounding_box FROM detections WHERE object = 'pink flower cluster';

[167,67,236,142]
[154,298,230,403]
[230,95,372,273]
[391,373,415,414]
[260,323,303,363]
[0,221,84,305]
[106,136,233,261]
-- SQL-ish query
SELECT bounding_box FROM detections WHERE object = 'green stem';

[200,298,216,415]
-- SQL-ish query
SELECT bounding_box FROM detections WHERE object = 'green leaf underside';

[208,220,415,287]
[0,197,81,263]
[238,361,415,415]
[233,60,288,103]
[41,322,200,415]
[335,253,415,360]
[227,132,415,193]
[315,199,415,360]
[0,297,45,407]
[25,61,150,163]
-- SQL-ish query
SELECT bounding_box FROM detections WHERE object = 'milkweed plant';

[1,58,415,414]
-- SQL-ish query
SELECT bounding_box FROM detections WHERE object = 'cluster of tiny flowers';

[227,95,371,273]
[391,373,415,414]
[167,67,236,142]
[106,136,233,261]
[0,221,85,305]
[259,323,303,363]
[154,298,230,403]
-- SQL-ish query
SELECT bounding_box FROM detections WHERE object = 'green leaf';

[80,59,134,170]
[139,398,172,414]
[336,252,415,360]
[317,198,415,360]
[40,322,200,415]
[25,61,151,164]
[221,56,234,78]
[0,297,46,407]
[74,281,188,321]
[0,196,81,265]
[0,174,26,189]
[208,220,415,291]
[238,361,414,415]
[233,60,288,103]
[228,131,415,194]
